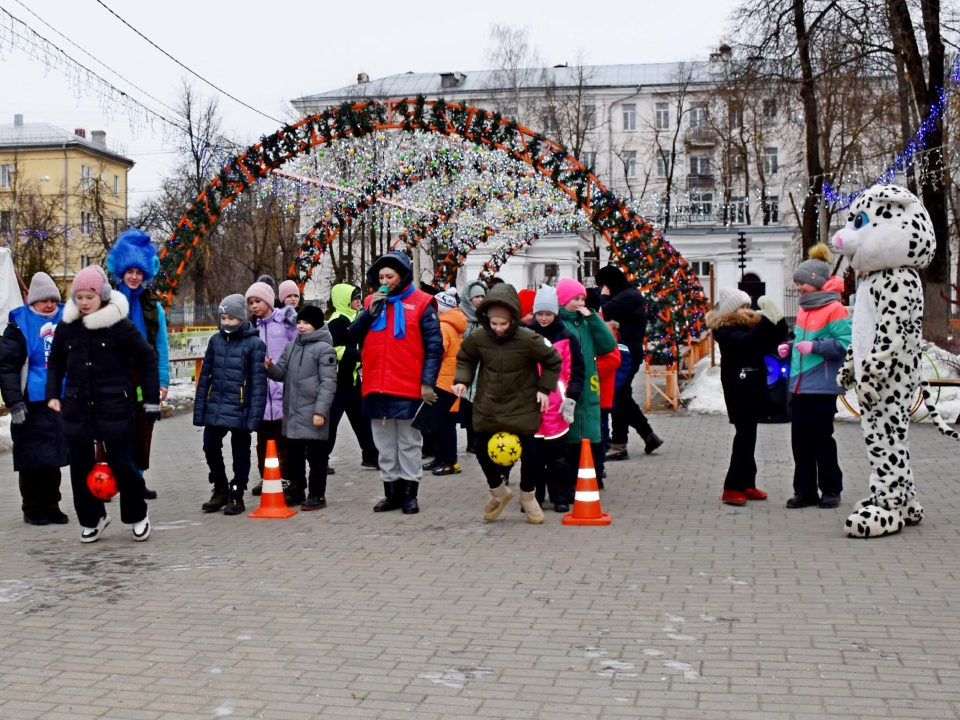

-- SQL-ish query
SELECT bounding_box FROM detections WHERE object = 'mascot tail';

[919,380,960,439]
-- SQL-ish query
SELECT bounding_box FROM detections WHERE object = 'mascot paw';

[903,496,924,525]
[858,383,881,405]
[844,502,905,538]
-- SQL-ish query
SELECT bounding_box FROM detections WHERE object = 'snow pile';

[164,377,197,414]
[681,351,727,415]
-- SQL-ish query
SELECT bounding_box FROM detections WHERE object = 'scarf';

[29,306,59,319]
[370,283,415,338]
[118,284,147,338]
[799,290,842,309]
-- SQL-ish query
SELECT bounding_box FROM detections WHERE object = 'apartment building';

[0,114,134,284]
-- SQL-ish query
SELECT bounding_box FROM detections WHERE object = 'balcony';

[686,175,715,190]
[685,126,717,146]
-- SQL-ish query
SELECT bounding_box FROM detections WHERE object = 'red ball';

[86,463,118,500]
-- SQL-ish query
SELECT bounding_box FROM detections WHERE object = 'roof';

[0,122,134,167]
[292,62,714,107]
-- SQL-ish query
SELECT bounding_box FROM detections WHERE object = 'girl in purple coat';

[246,281,298,496]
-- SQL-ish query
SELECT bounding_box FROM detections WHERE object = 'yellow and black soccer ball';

[487,431,522,467]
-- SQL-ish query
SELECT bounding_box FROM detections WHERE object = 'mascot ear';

[149,255,160,282]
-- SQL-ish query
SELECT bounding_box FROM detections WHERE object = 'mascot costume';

[832,184,959,538]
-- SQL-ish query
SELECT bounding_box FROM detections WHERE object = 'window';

[689,261,711,276]
[623,151,637,178]
[80,211,94,234]
[763,196,780,224]
[729,148,746,172]
[80,165,93,191]
[655,102,670,130]
[541,106,556,132]
[656,152,669,177]
[622,103,636,131]
[689,103,707,128]
[80,255,94,268]
[690,192,714,221]
[583,105,596,130]
[502,106,518,121]
[729,196,748,223]
[581,250,599,278]
[729,106,743,129]
[113,175,120,196]
[690,156,711,176]
[0,164,13,188]
[762,98,778,124]
[0,210,10,233]
[581,151,597,169]
[763,146,779,175]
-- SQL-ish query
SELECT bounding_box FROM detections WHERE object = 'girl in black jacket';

[706,288,787,506]
[45,266,160,544]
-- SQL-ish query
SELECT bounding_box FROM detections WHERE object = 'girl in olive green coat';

[557,279,617,486]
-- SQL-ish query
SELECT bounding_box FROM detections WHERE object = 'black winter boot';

[202,483,229,513]
[223,484,246,516]
[643,432,664,455]
[373,481,402,512]
[401,480,420,515]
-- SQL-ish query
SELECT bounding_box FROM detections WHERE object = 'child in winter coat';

[106,229,170,501]
[326,283,379,470]
[265,305,337,511]
[596,320,626,475]
[422,289,466,476]
[0,272,69,525]
[277,280,301,309]
[452,283,563,524]
[194,295,268,515]
[527,285,584,512]
[246,281,298,496]
[557,278,617,491]
[46,266,160,543]
[778,244,852,510]
[706,288,788,506]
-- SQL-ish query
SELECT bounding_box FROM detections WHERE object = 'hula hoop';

[839,351,941,421]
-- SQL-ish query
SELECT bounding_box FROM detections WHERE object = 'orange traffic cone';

[563,439,610,526]
[249,440,296,519]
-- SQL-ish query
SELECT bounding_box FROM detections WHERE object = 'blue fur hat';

[106,229,161,284]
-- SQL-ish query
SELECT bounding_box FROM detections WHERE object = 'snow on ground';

[164,377,198,413]
[681,340,960,425]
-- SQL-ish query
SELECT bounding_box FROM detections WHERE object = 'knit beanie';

[27,272,61,305]
[485,304,513,322]
[556,278,587,308]
[435,289,458,313]
[245,281,276,308]
[533,285,559,315]
[793,243,832,289]
[296,304,325,330]
[218,294,247,322]
[715,286,750,315]
[106,228,160,283]
[518,289,536,318]
[277,279,300,304]
[467,283,487,300]
[72,265,111,302]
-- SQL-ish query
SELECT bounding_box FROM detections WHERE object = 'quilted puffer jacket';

[265,326,338,440]
[194,322,268,432]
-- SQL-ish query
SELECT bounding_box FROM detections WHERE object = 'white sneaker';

[132,515,150,542]
[80,514,110,543]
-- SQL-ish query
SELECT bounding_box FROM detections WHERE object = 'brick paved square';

[2,406,960,718]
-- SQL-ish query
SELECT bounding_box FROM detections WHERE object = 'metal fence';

[165,303,221,329]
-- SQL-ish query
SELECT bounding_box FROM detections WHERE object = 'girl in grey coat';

[265,305,338,511]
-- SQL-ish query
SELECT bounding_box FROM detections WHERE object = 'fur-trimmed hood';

[62,292,129,330]
[705,308,761,330]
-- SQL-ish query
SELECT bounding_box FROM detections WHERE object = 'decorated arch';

[159,97,707,362]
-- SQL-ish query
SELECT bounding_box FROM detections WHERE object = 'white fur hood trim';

[62,292,130,330]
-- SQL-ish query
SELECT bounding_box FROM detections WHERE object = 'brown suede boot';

[519,491,545,524]
[483,483,514,521]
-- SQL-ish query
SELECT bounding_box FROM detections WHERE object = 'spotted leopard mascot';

[832,184,959,538]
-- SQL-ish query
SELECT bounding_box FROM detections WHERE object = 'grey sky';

[0,0,741,209]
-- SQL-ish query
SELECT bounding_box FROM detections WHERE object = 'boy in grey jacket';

[265,305,337,510]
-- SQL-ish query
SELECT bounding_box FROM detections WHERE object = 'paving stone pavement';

[2,408,960,719]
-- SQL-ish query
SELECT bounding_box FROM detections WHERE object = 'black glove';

[9,402,26,425]
[144,403,161,424]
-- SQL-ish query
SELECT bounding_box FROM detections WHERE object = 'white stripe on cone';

[262,479,283,493]
[578,469,596,479]
[575,491,601,502]
[265,458,280,469]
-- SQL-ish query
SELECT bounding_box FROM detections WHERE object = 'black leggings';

[723,422,757,492]
[473,431,538,492]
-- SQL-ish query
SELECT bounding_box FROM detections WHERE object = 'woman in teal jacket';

[556,278,617,487]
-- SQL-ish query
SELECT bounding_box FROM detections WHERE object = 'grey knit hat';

[218,293,248,322]
[533,285,559,315]
[793,243,832,289]
[26,272,61,305]
[715,287,751,315]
